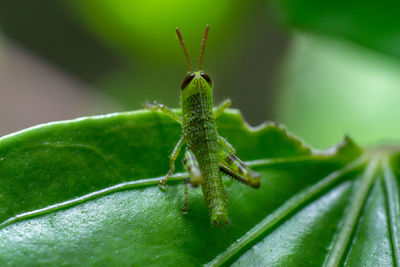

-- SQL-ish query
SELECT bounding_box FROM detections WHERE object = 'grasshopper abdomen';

[182,88,228,227]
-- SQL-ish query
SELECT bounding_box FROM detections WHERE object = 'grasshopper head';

[176,25,211,96]
[180,71,212,90]
[180,71,213,102]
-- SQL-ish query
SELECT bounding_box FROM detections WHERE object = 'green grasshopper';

[145,25,260,227]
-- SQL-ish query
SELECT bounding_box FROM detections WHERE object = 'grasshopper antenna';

[176,27,192,72]
[199,24,209,71]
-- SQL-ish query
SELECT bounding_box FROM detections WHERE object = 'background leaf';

[272,0,400,59]
[275,33,400,148]
[1,110,399,266]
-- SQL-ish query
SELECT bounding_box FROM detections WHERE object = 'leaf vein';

[383,157,400,266]
[205,157,366,267]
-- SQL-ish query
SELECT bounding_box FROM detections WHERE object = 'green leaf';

[0,110,399,266]
[272,0,400,59]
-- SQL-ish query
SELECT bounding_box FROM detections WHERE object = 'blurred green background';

[0,0,399,149]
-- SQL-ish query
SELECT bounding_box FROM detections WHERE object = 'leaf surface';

[0,110,398,266]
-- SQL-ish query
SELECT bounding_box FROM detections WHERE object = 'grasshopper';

[145,25,260,227]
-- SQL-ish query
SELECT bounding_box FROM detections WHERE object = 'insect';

[145,25,260,227]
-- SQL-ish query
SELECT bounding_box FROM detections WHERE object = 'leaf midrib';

[205,156,367,267]
[323,156,378,266]
[383,158,400,266]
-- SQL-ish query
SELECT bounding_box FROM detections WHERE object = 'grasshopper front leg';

[144,102,182,124]
[218,137,260,188]
[214,99,231,119]
[159,136,185,188]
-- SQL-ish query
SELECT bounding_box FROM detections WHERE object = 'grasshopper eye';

[200,73,212,85]
[181,73,195,90]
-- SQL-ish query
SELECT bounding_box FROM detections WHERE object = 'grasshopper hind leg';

[218,137,261,188]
